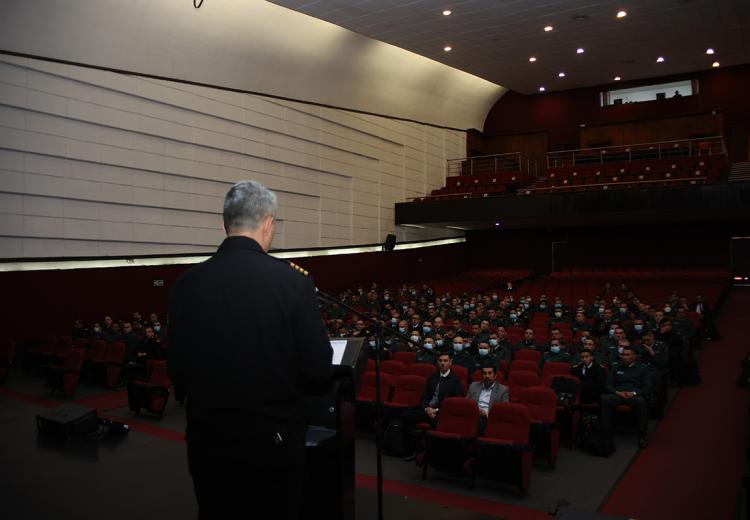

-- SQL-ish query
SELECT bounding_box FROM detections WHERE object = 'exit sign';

[153,279,164,287]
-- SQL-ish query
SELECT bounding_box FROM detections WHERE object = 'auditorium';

[1,1,749,519]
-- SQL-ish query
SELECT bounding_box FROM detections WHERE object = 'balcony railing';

[447,152,539,178]
[547,136,726,169]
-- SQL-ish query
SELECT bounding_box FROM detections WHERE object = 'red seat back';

[380,360,405,376]
[483,403,530,445]
[541,361,571,382]
[517,386,557,423]
[149,361,172,387]
[507,371,541,398]
[404,362,437,378]
[509,360,538,373]
[435,397,479,437]
[389,375,426,407]
[53,336,73,357]
[514,350,541,363]
[105,342,126,363]
[87,340,107,362]
[358,371,390,401]
[392,351,417,366]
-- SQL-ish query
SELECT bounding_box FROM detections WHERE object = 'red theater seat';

[128,360,172,418]
[467,403,533,494]
[517,386,560,467]
[45,348,84,397]
[421,397,479,481]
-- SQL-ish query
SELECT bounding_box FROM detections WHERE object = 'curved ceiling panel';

[0,0,506,130]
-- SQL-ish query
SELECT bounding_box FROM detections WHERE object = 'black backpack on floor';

[383,418,408,456]
[580,414,614,457]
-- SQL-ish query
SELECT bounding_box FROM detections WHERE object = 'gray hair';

[223,180,277,232]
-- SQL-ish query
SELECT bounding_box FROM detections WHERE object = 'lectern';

[303,337,367,520]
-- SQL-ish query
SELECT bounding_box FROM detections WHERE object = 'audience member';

[466,365,509,434]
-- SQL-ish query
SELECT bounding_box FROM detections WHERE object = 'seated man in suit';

[466,365,509,434]
[601,344,652,449]
[401,352,465,460]
[571,348,606,404]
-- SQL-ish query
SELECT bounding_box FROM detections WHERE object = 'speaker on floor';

[383,234,397,251]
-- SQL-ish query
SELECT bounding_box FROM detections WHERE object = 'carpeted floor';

[600,287,750,519]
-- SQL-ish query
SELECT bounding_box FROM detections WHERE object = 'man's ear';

[221,220,227,235]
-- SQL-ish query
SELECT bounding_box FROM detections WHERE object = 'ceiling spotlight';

[656,56,665,63]
[442,9,452,16]
[529,56,537,62]
[614,76,621,81]
[539,86,546,92]
[544,25,553,32]
[558,72,566,78]
[494,222,501,227]
[712,61,720,68]
[706,48,715,55]
[617,10,627,18]
[576,48,585,54]
[444,46,452,52]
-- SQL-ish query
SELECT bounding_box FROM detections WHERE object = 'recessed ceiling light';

[576,47,585,54]
[558,72,566,78]
[614,76,622,81]
[442,9,452,16]
[712,61,720,68]
[706,48,715,55]
[444,46,452,52]
[656,56,665,63]
[544,25,554,32]
[529,56,537,62]
[539,86,546,92]
[617,10,627,18]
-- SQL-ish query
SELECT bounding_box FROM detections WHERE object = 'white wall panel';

[0,55,464,258]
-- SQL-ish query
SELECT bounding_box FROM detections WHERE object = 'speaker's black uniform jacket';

[167,236,333,519]
[168,235,333,430]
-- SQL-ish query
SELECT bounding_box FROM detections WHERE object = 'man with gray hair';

[168,180,333,519]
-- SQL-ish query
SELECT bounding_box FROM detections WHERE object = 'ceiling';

[269,0,750,95]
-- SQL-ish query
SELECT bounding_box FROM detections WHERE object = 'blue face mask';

[423,326,432,334]
[470,303,475,309]
[384,296,390,301]
[539,304,546,310]
[369,340,376,348]
[464,339,471,347]
[510,314,518,321]
[435,339,444,347]
[391,317,398,324]
[489,339,498,347]
[464,303,470,310]
[410,335,419,343]
[634,324,643,332]
[555,303,562,308]
[399,327,406,334]
[424,343,434,351]
[478,348,489,357]
[154,326,161,333]
[609,329,615,337]
[555,311,562,318]
[550,345,561,354]
[523,303,530,309]
[620,308,628,314]
[453,344,464,353]
[455,308,463,315]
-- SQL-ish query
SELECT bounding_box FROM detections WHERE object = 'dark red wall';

[467,225,733,272]
[483,64,750,162]
[0,242,466,340]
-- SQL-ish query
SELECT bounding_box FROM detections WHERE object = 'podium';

[303,337,367,520]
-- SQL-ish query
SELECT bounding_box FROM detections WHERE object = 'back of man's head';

[223,180,277,234]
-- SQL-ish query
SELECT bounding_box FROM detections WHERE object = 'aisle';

[600,287,750,519]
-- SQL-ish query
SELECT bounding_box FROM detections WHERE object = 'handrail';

[547,136,726,169]
[525,176,708,193]
[549,135,725,155]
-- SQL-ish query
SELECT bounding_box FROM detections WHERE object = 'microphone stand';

[316,287,423,520]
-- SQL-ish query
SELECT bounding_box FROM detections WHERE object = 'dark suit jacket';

[419,370,464,409]
[168,236,333,431]
[571,362,606,404]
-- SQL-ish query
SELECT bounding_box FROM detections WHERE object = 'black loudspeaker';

[656,92,666,100]
[383,234,397,251]
[36,404,98,439]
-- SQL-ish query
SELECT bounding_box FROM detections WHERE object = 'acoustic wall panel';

[0,55,463,258]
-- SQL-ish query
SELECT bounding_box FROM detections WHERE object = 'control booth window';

[601,79,696,106]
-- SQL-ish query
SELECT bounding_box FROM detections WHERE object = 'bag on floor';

[383,418,408,456]
[580,414,614,457]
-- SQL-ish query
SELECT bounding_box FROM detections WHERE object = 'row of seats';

[421,172,534,200]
